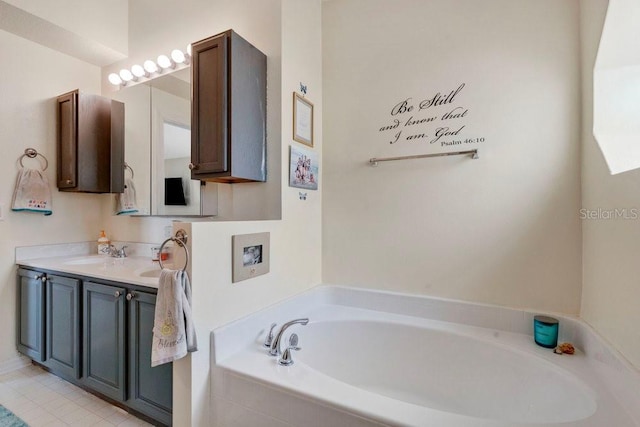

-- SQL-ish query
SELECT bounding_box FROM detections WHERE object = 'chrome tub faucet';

[268,318,309,356]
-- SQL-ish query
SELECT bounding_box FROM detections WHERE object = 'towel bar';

[369,149,479,166]
[158,229,189,272]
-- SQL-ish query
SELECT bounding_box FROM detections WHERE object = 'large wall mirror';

[112,67,217,216]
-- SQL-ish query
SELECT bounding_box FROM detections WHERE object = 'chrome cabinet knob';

[114,291,121,298]
[126,292,136,301]
[188,163,199,170]
[65,179,72,184]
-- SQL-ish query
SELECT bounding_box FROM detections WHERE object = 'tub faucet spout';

[269,318,309,356]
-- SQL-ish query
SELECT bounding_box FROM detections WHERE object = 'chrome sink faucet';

[108,244,128,258]
[268,318,309,356]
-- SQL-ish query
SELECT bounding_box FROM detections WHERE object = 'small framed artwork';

[289,145,318,190]
[293,92,314,147]
[232,232,270,283]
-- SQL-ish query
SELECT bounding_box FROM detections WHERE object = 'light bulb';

[157,55,174,69]
[131,64,147,78]
[108,73,122,86]
[143,60,158,74]
[119,69,134,82]
[171,49,186,64]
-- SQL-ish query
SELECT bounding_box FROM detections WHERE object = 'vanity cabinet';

[16,269,172,426]
[56,90,125,193]
[45,274,81,380]
[16,269,46,362]
[83,281,172,425]
[191,29,267,183]
[128,291,173,422]
[83,281,127,401]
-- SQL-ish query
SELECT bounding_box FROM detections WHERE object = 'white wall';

[3,0,128,56]
[0,29,105,366]
[322,0,583,314]
[181,1,322,425]
[580,0,640,370]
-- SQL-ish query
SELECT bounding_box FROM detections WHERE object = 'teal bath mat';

[0,405,28,427]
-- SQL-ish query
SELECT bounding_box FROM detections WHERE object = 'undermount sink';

[137,269,162,278]
[64,257,108,265]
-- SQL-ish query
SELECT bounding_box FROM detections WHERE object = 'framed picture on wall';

[289,145,319,190]
[232,232,270,283]
[293,92,314,147]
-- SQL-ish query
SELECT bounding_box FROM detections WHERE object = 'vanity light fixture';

[131,64,149,78]
[157,54,175,70]
[143,60,159,74]
[171,49,189,65]
[109,47,188,87]
[119,68,135,83]
[108,73,123,86]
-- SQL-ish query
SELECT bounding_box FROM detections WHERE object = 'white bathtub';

[211,286,640,427]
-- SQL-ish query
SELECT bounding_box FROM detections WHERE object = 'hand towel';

[11,169,52,216]
[152,269,197,367]
[115,178,138,215]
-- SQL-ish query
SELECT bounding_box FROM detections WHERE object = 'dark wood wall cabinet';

[191,30,267,183]
[57,90,125,193]
[16,268,172,426]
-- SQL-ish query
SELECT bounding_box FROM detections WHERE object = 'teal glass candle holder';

[534,315,559,348]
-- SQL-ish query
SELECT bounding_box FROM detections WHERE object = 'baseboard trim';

[0,355,31,375]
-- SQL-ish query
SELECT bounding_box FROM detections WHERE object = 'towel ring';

[158,229,189,272]
[124,162,134,179]
[19,148,48,171]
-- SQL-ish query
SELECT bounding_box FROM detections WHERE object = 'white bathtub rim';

[211,284,640,424]
[213,304,632,426]
[213,284,639,376]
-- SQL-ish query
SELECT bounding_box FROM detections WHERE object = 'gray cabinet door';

[45,274,81,379]
[83,281,126,401]
[127,291,172,425]
[16,268,46,362]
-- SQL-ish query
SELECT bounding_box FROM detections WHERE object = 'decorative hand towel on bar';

[152,269,197,366]
[11,168,52,215]
[115,177,139,215]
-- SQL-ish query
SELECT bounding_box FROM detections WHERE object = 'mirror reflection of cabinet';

[111,69,217,216]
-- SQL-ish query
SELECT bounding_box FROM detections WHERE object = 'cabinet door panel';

[45,275,80,379]
[57,92,77,188]
[128,291,172,424]
[83,281,126,401]
[16,269,45,362]
[191,32,228,175]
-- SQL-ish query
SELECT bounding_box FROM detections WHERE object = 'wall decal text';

[378,83,485,148]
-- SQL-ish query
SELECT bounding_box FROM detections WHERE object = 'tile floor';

[0,364,153,426]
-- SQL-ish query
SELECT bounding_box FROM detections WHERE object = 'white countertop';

[18,255,163,289]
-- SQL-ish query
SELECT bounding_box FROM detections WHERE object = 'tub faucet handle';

[263,323,277,348]
[278,345,301,366]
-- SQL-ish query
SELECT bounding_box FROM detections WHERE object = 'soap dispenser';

[98,230,110,255]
